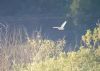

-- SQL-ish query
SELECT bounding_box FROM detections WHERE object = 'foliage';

[70,0,80,16]
[13,47,100,71]
[1,23,100,71]
[27,35,66,62]
[0,24,65,71]
[70,0,92,25]
[13,25,100,71]
[82,25,100,48]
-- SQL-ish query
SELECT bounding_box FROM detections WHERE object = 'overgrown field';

[0,24,100,71]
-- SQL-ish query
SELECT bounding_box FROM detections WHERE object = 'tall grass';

[0,23,100,71]
[0,24,65,71]
[0,24,29,71]
[14,47,100,71]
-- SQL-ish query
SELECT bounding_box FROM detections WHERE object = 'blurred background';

[0,0,100,48]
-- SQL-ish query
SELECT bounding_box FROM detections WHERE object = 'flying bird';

[52,21,67,30]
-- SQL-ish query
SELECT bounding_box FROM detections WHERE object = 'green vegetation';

[70,0,91,16]
[70,0,80,16]
[14,47,100,71]
[82,25,100,48]
[0,25,65,71]
[0,24,100,71]
[0,0,100,71]
[13,25,100,71]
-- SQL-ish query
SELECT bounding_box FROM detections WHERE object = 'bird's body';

[52,21,67,30]
[52,27,64,30]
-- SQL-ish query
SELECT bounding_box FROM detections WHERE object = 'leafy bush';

[0,24,66,71]
[13,24,100,71]
[27,36,66,62]
[1,23,100,71]
[82,25,100,48]
[13,47,100,71]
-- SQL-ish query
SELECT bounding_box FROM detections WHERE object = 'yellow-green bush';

[13,47,100,71]
[0,24,66,71]
[1,23,100,71]
[13,25,100,71]
[27,36,66,62]
[82,25,100,48]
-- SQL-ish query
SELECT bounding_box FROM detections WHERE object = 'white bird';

[52,21,67,30]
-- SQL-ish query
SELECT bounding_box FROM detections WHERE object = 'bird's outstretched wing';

[60,21,67,28]
[52,27,59,28]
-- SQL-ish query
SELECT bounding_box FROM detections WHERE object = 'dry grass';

[0,24,65,71]
[0,23,100,71]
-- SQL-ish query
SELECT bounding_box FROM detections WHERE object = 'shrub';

[81,25,100,48]
[0,24,66,71]
[13,24,100,71]
[13,48,100,71]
